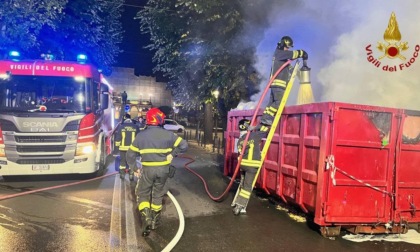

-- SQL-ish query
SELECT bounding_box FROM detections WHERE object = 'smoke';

[236,0,420,110]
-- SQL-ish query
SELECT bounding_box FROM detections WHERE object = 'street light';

[212,89,220,140]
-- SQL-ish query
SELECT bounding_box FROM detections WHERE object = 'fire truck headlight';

[75,144,95,156]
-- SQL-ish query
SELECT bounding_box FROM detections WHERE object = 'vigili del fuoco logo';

[366,12,419,72]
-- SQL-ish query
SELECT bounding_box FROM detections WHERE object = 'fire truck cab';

[0,51,115,179]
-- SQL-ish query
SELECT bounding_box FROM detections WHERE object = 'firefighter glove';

[301,50,308,60]
[115,141,121,147]
[168,165,176,178]
[302,60,311,71]
[166,154,173,162]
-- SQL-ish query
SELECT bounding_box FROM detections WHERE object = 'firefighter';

[253,36,308,132]
[232,119,267,215]
[114,113,139,180]
[126,108,188,236]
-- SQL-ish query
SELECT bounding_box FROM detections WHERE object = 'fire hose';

[0,172,118,201]
[179,60,293,201]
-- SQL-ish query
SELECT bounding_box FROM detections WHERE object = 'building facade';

[107,67,172,108]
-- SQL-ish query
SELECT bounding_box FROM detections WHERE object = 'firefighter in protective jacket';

[114,113,139,180]
[232,119,267,215]
[256,36,308,132]
[126,108,188,236]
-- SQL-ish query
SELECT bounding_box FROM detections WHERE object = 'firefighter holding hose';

[126,108,188,236]
[252,36,309,132]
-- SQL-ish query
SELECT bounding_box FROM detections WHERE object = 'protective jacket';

[271,49,306,88]
[114,119,139,151]
[237,131,266,168]
[126,126,188,170]
[259,48,306,127]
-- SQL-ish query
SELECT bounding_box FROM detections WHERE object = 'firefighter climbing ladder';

[232,61,301,209]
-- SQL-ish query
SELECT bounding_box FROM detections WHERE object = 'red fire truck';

[0,51,115,180]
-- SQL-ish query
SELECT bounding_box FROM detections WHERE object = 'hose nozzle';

[299,60,311,83]
[301,59,311,71]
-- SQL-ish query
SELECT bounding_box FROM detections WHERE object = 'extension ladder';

[232,61,301,209]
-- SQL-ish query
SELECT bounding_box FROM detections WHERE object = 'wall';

[106,67,172,108]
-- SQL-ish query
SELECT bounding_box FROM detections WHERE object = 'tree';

[137,0,270,143]
[0,0,67,53]
[38,0,124,75]
[158,105,173,117]
[137,0,262,114]
[0,0,124,75]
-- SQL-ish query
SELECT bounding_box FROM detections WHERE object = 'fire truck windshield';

[0,76,90,113]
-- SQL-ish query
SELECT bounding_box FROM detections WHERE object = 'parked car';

[164,119,185,133]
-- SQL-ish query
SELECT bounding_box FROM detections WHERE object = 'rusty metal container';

[224,102,420,237]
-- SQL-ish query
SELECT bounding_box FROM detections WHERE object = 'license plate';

[32,164,50,171]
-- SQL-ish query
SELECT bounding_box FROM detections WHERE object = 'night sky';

[116,0,155,77]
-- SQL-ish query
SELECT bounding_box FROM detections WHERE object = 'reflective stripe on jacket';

[114,119,139,151]
[238,131,266,168]
[126,126,188,168]
[270,49,303,88]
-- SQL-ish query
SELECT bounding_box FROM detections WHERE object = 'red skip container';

[224,102,420,237]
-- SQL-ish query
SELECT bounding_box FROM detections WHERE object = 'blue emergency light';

[125,105,130,112]
[9,51,20,57]
[41,53,55,60]
[8,51,21,61]
[77,54,88,64]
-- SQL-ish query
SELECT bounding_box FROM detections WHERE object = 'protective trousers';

[119,150,134,179]
[235,165,258,207]
[261,87,285,126]
[119,150,128,171]
[136,166,170,213]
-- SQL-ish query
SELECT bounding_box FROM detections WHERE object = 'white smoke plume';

[237,0,420,110]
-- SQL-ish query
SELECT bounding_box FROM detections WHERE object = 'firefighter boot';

[151,210,161,230]
[140,208,152,236]
[119,169,125,179]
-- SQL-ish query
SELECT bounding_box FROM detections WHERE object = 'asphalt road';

[142,144,420,252]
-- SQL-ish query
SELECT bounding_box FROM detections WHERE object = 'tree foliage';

[0,0,67,52]
[137,0,262,115]
[0,0,124,75]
